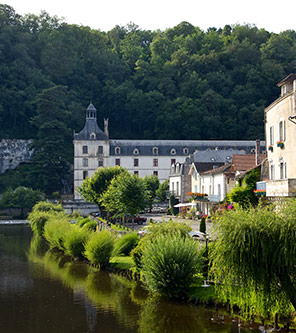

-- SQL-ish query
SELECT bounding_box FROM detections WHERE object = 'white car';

[189,231,206,241]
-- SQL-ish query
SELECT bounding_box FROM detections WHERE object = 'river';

[0,223,284,332]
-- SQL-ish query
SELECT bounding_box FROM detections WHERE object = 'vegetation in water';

[113,232,139,256]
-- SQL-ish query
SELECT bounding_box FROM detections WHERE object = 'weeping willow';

[210,200,296,318]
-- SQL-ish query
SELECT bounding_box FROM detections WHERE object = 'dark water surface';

[0,224,276,333]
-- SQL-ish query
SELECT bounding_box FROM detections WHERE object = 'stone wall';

[0,139,33,174]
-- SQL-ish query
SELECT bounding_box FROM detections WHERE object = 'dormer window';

[90,132,96,140]
[170,148,176,155]
[133,148,139,155]
[183,147,189,155]
[152,147,158,155]
[115,147,120,155]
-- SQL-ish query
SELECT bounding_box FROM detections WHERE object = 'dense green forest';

[2,4,296,143]
[1,4,296,194]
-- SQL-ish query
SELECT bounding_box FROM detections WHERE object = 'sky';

[3,0,296,33]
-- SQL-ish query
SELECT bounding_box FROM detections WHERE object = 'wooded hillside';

[1,4,295,145]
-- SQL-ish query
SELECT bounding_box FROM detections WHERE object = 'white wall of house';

[265,82,296,181]
[169,175,182,197]
[200,173,226,202]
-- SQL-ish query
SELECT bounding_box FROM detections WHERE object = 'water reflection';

[0,224,266,332]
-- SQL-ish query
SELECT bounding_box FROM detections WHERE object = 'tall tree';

[28,85,72,194]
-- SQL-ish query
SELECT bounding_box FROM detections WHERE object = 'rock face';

[0,139,33,174]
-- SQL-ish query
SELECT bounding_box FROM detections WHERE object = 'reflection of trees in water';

[26,236,240,333]
[27,237,142,332]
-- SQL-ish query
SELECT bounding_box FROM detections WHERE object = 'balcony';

[265,179,296,197]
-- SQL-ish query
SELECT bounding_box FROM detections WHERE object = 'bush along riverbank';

[28,200,296,330]
[28,201,213,301]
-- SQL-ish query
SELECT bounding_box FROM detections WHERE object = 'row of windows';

[82,145,104,154]
[114,147,188,156]
[269,161,287,180]
[115,158,176,167]
[269,120,286,146]
[83,158,103,167]
[83,170,158,180]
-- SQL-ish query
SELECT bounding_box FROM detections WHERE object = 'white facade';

[265,74,296,197]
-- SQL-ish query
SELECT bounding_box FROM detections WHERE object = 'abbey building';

[74,103,265,199]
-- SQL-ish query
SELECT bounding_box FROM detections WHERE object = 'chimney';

[104,118,109,138]
[255,139,260,165]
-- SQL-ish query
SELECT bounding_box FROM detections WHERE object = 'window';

[279,161,286,180]
[134,159,139,167]
[183,147,189,155]
[83,171,88,179]
[98,146,103,154]
[153,147,158,155]
[98,159,103,167]
[134,171,139,176]
[218,184,221,196]
[279,120,286,141]
[172,182,174,193]
[170,148,176,155]
[153,171,158,176]
[82,146,88,154]
[153,158,158,167]
[209,185,212,195]
[171,159,176,165]
[194,185,197,192]
[83,158,88,167]
[176,181,179,195]
[115,147,120,155]
[269,126,274,145]
[194,171,198,180]
[90,133,96,140]
[270,164,274,180]
[115,158,120,166]
[133,148,139,155]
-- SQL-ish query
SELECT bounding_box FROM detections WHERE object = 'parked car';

[126,216,147,225]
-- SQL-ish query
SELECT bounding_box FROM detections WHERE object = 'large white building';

[74,103,265,199]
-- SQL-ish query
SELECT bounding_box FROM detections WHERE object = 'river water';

[0,223,283,333]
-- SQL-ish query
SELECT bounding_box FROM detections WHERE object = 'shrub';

[113,233,139,256]
[63,226,90,257]
[31,201,64,213]
[78,217,93,228]
[43,216,71,251]
[84,231,114,267]
[82,220,97,232]
[28,211,53,236]
[142,234,203,298]
[200,217,206,234]
[131,220,191,270]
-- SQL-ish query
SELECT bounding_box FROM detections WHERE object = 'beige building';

[265,74,296,197]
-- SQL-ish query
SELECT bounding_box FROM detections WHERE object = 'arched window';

[90,132,96,140]
[115,147,120,155]
[183,147,189,155]
[170,148,176,155]
[133,148,139,155]
[152,147,158,155]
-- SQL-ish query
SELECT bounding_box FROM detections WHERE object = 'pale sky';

[3,0,296,33]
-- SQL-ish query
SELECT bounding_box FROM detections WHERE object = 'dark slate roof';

[87,103,97,111]
[109,140,265,156]
[74,119,108,140]
[277,74,296,87]
[201,164,232,175]
[193,162,225,173]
